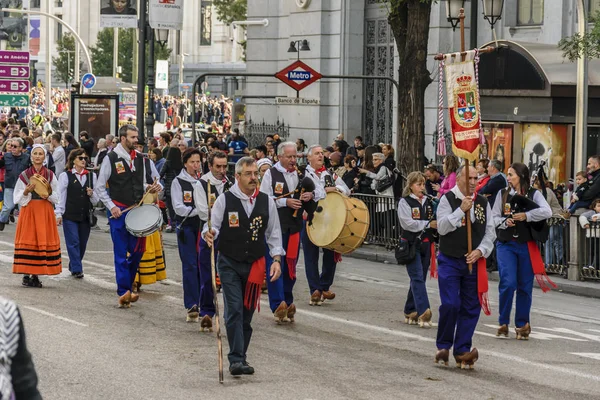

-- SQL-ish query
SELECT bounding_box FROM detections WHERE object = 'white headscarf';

[257,158,272,170]
[31,143,47,157]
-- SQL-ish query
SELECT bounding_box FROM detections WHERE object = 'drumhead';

[308,191,347,247]
[125,205,162,233]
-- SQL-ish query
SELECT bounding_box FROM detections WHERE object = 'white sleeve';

[145,160,163,190]
[171,178,197,218]
[89,173,100,206]
[260,169,286,208]
[475,203,497,259]
[436,195,465,235]
[335,175,351,196]
[492,191,509,230]
[47,173,59,205]
[397,198,429,233]
[95,155,116,210]
[526,190,552,222]
[13,178,30,207]
[201,193,225,240]
[265,198,286,257]
[194,182,209,222]
[312,175,327,202]
[55,172,69,217]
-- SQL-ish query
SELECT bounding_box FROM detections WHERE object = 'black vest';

[64,171,91,222]
[176,177,200,228]
[217,191,270,264]
[107,151,145,207]
[270,167,303,234]
[401,196,435,242]
[496,188,537,243]
[438,191,488,259]
[200,177,233,219]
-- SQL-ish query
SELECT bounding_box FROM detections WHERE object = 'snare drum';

[125,204,163,237]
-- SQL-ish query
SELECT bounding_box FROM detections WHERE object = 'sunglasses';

[77,156,89,161]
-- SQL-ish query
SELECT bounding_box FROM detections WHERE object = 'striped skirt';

[135,230,166,285]
[13,199,62,276]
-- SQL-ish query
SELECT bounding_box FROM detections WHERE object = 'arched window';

[517,0,544,25]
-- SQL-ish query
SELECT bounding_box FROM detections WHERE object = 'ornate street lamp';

[482,0,504,29]
[155,29,170,47]
[446,0,465,31]
[287,39,310,60]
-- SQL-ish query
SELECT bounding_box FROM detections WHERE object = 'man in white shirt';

[50,133,65,177]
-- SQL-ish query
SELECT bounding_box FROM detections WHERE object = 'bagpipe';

[422,192,440,220]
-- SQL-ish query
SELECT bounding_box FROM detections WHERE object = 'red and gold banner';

[443,51,482,161]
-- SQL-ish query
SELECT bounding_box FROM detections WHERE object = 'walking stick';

[207,183,224,384]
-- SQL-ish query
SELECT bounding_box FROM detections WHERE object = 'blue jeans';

[569,200,591,214]
[63,219,91,273]
[497,241,534,328]
[0,187,14,223]
[301,221,337,294]
[404,242,431,316]
[265,232,299,311]
[544,225,564,266]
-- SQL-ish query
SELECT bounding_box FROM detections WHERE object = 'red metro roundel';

[275,60,323,92]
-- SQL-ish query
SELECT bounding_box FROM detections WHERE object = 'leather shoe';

[229,362,244,376]
[0,222,4,231]
[242,361,255,375]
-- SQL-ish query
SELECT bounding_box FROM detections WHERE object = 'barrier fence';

[351,193,599,283]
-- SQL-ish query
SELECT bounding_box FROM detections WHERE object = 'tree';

[213,0,247,25]
[558,11,600,61]
[388,0,434,176]
[90,28,172,83]
[52,34,81,88]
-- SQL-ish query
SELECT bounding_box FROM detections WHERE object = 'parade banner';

[442,51,482,161]
[100,0,138,29]
[149,0,184,30]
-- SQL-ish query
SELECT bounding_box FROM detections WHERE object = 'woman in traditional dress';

[12,144,62,287]
[55,148,99,278]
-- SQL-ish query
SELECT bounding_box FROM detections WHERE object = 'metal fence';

[579,221,600,281]
[243,118,289,149]
[538,217,570,277]
[351,193,399,249]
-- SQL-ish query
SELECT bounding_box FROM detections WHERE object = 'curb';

[345,248,600,300]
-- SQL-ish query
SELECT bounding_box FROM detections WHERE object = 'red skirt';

[12,199,62,276]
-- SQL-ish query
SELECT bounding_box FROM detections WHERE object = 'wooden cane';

[207,183,224,384]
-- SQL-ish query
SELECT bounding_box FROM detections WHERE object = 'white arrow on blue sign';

[82,73,96,89]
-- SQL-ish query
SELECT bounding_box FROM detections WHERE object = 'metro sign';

[275,60,323,92]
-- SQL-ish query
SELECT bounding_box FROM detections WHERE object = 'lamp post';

[287,39,310,60]
[481,0,505,30]
[446,0,465,31]
[145,28,169,146]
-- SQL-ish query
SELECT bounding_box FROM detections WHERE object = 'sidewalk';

[347,244,600,300]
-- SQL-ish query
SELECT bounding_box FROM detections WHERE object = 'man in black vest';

[96,125,162,308]
[203,157,284,377]
[434,165,496,369]
[259,141,303,323]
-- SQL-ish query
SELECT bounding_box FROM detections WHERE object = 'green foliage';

[213,0,247,25]
[559,11,600,61]
[90,28,172,83]
[52,34,80,87]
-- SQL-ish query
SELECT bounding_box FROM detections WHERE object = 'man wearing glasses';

[0,139,30,231]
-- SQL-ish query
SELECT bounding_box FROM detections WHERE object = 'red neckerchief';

[315,166,327,174]
[248,188,259,204]
[286,164,296,173]
[129,150,137,168]
[74,168,89,177]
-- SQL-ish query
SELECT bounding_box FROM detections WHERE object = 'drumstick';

[109,178,159,219]
[207,183,224,384]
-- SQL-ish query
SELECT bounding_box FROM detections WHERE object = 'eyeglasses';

[112,141,117,144]
[76,156,88,161]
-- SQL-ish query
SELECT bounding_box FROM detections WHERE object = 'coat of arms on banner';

[453,75,478,127]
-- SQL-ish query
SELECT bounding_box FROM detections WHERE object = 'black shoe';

[73,272,84,279]
[241,361,255,375]
[0,222,4,231]
[229,362,244,376]
[9,214,15,223]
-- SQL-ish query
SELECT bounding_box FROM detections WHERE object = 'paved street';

[1,215,600,399]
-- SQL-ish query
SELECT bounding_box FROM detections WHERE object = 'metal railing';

[579,221,600,281]
[351,193,398,249]
[538,217,570,277]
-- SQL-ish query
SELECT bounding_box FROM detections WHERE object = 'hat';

[329,151,343,164]
[325,146,334,153]
[257,158,272,169]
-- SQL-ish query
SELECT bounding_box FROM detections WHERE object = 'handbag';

[375,167,394,192]
[395,237,420,265]
[87,172,98,228]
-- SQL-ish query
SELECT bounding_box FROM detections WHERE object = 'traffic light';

[71,81,81,94]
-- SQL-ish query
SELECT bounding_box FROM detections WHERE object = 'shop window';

[517,0,544,25]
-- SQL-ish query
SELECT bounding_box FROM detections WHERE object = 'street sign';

[276,97,320,105]
[0,79,29,93]
[0,94,29,107]
[82,73,96,89]
[0,50,30,64]
[201,81,208,92]
[155,60,169,90]
[275,60,323,92]
[179,83,193,91]
[0,65,30,79]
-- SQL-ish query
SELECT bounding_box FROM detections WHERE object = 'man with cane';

[203,157,284,377]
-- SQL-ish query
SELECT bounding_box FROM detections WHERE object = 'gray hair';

[33,137,43,144]
[277,141,296,156]
[97,138,107,149]
[307,144,322,156]
[456,164,476,178]
[372,152,385,160]
[235,156,257,175]
[489,159,502,172]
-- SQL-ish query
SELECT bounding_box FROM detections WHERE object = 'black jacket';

[582,169,600,202]
[478,173,508,207]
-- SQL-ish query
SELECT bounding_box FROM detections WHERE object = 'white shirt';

[13,170,60,208]
[171,169,201,219]
[52,145,65,177]
[492,188,552,230]
[437,185,496,258]
[95,144,162,210]
[259,162,299,208]
[193,171,232,222]
[304,164,351,202]
[202,183,285,258]
[397,194,431,233]
[55,169,100,218]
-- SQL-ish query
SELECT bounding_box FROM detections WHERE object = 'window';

[200,1,212,46]
[56,15,63,41]
[31,0,41,8]
[591,0,600,14]
[517,0,544,25]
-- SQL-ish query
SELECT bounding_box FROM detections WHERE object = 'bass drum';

[307,191,370,254]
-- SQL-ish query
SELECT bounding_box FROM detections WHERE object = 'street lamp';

[446,0,466,31]
[155,28,169,47]
[287,39,310,60]
[481,0,504,29]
